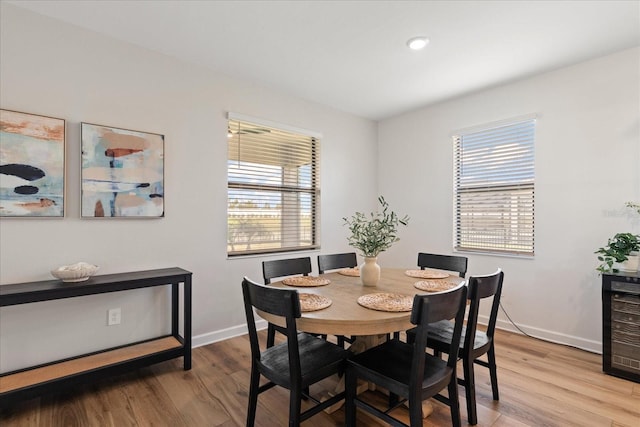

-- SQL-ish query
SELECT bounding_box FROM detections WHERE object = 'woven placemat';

[414,280,458,292]
[282,277,331,287]
[357,293,413,312]
[338,267,360,277]
[405,269,449,279]
[299,293,332,312]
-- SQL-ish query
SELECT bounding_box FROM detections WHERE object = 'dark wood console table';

[0,267,192,406]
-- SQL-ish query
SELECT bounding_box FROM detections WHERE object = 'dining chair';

[345,283,468,427]
[417,252,468,278]
[407,268,504,425]
[262,257,312,284]
[317,252,358,348]
[389,252,469,341]
[317,252,357,274]
[262,257,316,347]
[241,277,348,427]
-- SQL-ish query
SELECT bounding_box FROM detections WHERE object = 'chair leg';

[246,366,260,427]
[487,343,500,400]
[406,331,415,344]
[463,358,478,425]
[386,331,401,341]
[267,323,276,348]
[388,392,399,408]
[408,389,423,426]
[289,384,302,427]
[337,335,345,348]
[345,367,357,426]
[448,374,462,427]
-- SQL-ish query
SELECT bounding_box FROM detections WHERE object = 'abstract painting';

[81,123,164,218]
[0,109,65,217]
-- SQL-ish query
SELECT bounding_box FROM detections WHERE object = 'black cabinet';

[0,267,192,406]
[602,271,639,383]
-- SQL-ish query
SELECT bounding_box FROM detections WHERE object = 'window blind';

[227,117,320,256]
[453,119,535,256]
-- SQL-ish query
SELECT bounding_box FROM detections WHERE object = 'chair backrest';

[463,269,504,350]
[409,284,467,387]
[262,257,312,284]
[317,252,357,274]
[242,277,302,370]
[417,252,468,278]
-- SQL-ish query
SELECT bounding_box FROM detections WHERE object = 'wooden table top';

[258,268,465,336]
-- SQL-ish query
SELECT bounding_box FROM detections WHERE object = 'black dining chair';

[242,277,348,427]
[262,257,312,285]
[408,268,504,425]
[317,252,358,348]
[262,257,316,347]
[345,284,468,427]
[390,252,469,342]
[317,252,358,274]
[417,252,468,278]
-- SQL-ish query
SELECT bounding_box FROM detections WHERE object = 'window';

[227,114,320,256]
[453,118,535,256]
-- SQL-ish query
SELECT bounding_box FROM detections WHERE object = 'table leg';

[323,335,372,414]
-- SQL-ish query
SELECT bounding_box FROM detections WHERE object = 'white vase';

[361,256,381,286]
[616,251,640,272]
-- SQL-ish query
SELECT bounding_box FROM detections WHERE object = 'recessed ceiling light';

[407,36,429,50]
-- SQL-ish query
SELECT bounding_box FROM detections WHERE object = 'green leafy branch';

[343,196,409,257]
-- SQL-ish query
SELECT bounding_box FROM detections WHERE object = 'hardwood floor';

[1,329,638,426]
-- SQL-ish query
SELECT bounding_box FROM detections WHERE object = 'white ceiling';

[7,0,640,121]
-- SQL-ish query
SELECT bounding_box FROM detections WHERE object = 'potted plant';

[343,196,409,285]
[595,232,640,273]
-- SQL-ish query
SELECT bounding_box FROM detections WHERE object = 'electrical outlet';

[107,308,121,326]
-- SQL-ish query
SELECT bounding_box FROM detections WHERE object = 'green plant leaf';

[595,232,640,273]
[344,196,410,257]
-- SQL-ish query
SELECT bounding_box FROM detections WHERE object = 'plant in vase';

[343,196,409,286]
[595,232,640,273]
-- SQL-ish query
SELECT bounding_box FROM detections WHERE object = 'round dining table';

[257,267,466,417]
[259,267,466,337]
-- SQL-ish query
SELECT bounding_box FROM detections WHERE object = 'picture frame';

[0,109,66,217]
[81,122,164,218]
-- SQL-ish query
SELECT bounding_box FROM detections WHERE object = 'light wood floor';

[1,329,638,426]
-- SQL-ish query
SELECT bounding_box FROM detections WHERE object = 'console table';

[0,267,192,406]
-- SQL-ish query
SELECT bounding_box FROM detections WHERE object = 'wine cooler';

[602,272,640,383]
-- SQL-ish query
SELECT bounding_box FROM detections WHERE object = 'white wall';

[378,47,640,352]
[2,5,637,375]
[0,4,378,372]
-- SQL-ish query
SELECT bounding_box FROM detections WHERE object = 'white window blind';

[227,116,320,256]
[453,119,535,256]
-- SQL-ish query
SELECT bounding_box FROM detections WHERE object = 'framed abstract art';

[81,122,164,218]
[0,109,66,217]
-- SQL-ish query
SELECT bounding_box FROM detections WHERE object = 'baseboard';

[193,317,602,355]
[480,315,602,354]
[192,319,268,348]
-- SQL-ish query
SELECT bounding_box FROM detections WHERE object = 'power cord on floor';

[498,301,589,353]
[498,301,535,339]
